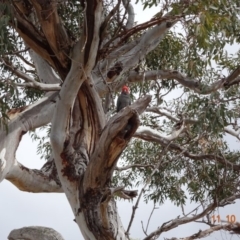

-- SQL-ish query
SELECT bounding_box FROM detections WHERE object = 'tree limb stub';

[84,0,102,68]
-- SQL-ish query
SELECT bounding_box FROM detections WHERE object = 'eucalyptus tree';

[1,0,240,239]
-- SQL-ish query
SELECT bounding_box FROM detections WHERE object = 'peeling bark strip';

[84,0,96,64]
[30,0,71,69]
[83,0,102,66]
[78,82,105,155]
[12,4,69,79]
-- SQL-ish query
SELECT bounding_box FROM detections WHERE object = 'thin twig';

[146,204,158,233]
[126,141,172,235]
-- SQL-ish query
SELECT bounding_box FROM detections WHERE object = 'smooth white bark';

[6,160,62,192]
[29,49,62,84]
[0,92,57,182]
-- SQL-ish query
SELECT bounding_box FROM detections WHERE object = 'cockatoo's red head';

[122,85,130,94]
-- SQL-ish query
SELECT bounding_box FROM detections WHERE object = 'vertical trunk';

[74,95,151,240]
[75,199,126,240]
[51,73,151,239]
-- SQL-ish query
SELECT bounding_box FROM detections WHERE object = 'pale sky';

[1,2,240,240]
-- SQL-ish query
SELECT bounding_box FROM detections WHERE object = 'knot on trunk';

[41,159,61,186]
[60,139,89,181]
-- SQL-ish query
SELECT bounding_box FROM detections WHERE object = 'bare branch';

[224,65,240,87]
[82,0,103,67]
[127,68,240,94]
[1,57,36,83]
[148,107,240,142]
[29,49,62,84]
[15,81,61,91]
[2,56,61,91]
[126,140,174,235]
[115,163,154,171]
[134,126,240,171]
[0,92,58,182]
[141,204,158,236]
[136,124,185,142]
[29,0,71,68]
[108,186,138,200]
[166,223,240,240]
[122,0,135,29]
[224,126,240,141]
[100,0,121,45]
[6,160,62,193]
[11,4,68,78]
[95,15,180,92]
[143,202,217,240]
[146,107,179,122]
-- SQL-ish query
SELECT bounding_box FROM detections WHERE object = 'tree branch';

[224,126,240,141]
[143,201,217,240]
[83,0,103,67]
[15,81,61,91]
[1,57,36,83]
[224,65,240,87]
[134,126,240,171]
[127,67,240,94]
[146,107,179,122]
[95,16,180,93]
[136,125,185,142]
[167,223,240,240]
[122,0,135,30]
[147,106,240,141]
[0,92,57,182]
[30,0,71,69]
[115,164,154,171]
[11,3,68,79]
[5,160,62,193]
[126,140,173,235]
[28,49,62,84]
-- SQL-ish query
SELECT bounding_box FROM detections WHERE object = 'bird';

[116,85,132,136]
[116,85,131,112]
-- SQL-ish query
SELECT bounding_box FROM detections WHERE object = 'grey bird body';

[116,92,131,112]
